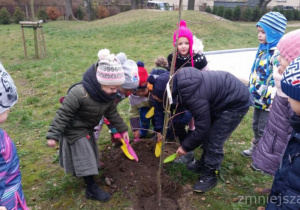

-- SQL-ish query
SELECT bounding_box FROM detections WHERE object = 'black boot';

[193,167,218,193]
[186,159,204,173]
[86,183,111,202]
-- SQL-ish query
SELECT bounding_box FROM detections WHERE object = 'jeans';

[252,108,269,144]
[200,107,249,170]
[139,107,151,138]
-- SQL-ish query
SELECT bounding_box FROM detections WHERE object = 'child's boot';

[86,183,111,202]
[186,159,205,173]
[241,139,257,157]
[193,167,218,193]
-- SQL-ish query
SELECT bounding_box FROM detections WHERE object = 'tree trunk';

[30,0,35,20]
[65,0,77,20]
[84,0,93,21]
[188,0,195,10]
[259,0,271,8]
[131,0,136,9]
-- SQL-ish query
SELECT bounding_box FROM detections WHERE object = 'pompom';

[147,75,156,85]
[137,61,145,67]
[179,20,187,28]
[98,49,110,60]
[193,36,204,54]
[116,52,127,65]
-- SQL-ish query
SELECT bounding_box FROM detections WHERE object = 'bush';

[272,6,279,12]
[0,7,11,24]
[252,6,261,21]
[233,5,241,21]
[46,6,61,20]
[76,6,84,20]
[212,6,218,15]
[284,10,294,20]
[205,6,212,13]
[224,8,233,20]
[37,9,48,22]
[293,10,300,20]
[217,5,224,17]
[241,7,252,21]
[109,6,120,16]
[97,5,109,19]
[12,7,25,24]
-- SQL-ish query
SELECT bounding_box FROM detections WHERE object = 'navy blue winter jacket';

[174,67,251,152]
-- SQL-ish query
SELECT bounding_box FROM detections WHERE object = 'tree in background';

[188,0,195,10]
[0,7,11,24]
[65,0,77,20]
[12,6,25,23]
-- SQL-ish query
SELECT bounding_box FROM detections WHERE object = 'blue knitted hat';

[256,12,287,43]
[152,72,170,100]
[281,56,300,101]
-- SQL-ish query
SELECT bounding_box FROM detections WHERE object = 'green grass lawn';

[1,9,297,209]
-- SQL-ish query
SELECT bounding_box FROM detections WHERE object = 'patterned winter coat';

[249,48,275,110]
[0,129,28,210]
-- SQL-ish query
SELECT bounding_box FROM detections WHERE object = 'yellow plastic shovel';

[120,139,134,160]
[155,141,162,157]
[145,107,154,119]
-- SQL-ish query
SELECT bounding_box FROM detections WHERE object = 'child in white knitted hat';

[93,50,139,144]
[0,61,28,209]
[47,50,129,203]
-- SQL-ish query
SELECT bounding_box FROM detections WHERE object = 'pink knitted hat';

[96,54,125,86]
[277,29,300,63]
[173,20,194,67]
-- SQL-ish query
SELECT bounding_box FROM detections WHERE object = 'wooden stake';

[21,26,28,59]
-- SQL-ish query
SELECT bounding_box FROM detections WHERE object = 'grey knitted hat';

[121,60,139,89]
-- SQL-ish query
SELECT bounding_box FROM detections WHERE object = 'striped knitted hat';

[256,12,287,43]
[281,56,300,101]
[277,29,300,63]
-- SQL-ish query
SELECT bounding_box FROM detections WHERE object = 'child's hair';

[277,29,300,63]
[173,20,194,66]
[281,56,300,101]
[0,61,18,114]
[155,56,168,69]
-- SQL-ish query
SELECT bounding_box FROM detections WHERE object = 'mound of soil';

[101,139,194,209]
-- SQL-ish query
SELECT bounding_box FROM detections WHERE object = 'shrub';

[252,6,261,21]
[272,6,279,12]
[284,10,294,20]
[97,5,109,19]
[212,6,218,15]
[47,6,61,20]
[217,5,224,17]
[233,5,241,21]
[12,7,25,24]
[0,7,11,24]
[224,8,233,20]
[109,6,120,16]
[76,6,84,20]
[293,10,300,20]
[37,9,48,22]
[205,6,212,13]
[241,7,252,21]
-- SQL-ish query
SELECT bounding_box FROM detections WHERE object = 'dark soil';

[101,139,195,210]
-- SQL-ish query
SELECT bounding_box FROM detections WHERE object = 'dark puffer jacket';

[174,67,251,152]
[252,94,293,175]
